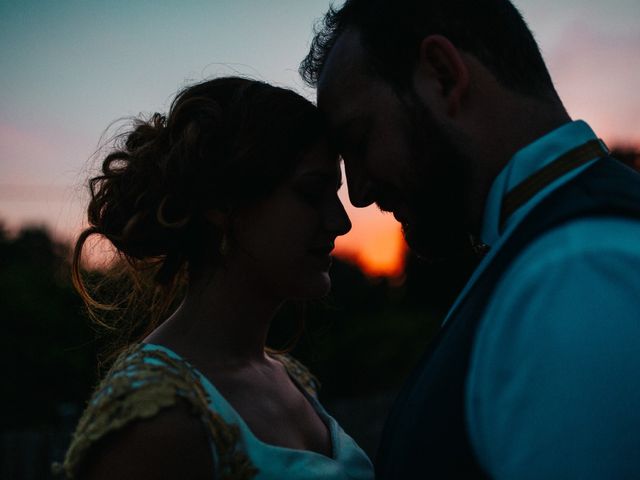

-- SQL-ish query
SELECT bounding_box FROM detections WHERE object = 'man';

[300,0,640,478]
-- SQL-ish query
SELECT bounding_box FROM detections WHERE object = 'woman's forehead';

[293,143,341,177]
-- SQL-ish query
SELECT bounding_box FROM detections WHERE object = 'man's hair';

[300,0,558,99]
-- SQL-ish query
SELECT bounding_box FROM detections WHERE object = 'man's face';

[317,30,472,261]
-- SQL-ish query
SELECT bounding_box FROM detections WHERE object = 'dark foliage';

[0,226,97,429]
[612,146,640,171]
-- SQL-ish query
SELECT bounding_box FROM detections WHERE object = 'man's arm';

[467,217,640,479]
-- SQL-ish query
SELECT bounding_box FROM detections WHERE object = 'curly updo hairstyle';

[72,77,323,359]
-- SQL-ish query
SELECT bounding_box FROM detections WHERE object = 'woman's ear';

[412,34,470,117]
[204,209,228,229]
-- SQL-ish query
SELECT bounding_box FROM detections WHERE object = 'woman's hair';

[72,77,323,363]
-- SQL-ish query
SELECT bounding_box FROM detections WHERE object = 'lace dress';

[54,343,374,480]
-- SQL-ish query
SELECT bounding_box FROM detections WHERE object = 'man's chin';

[403,223,472,263]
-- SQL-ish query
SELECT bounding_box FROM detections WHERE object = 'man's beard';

[399,99,475,263]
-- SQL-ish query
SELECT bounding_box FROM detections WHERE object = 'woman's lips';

[308,244,334,256]
[308,244,334,269]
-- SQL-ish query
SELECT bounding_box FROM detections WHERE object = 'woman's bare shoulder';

[58,345,259,480]
[80,399,214,480]
[59,345,216,479]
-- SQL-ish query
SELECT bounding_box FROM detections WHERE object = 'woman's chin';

[289,272,332,300]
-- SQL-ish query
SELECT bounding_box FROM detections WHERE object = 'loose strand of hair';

[71,227,119,329]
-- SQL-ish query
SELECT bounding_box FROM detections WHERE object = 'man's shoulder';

[473,216,640,347]
[468,216,640,480]
[475,215,640,348]
[510,215,640,277]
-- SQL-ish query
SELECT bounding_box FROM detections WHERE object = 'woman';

[57,77,374,479]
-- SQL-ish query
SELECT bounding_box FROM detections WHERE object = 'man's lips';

[375,199,410,225]
[393,211,408,224]
[391,207,414,227]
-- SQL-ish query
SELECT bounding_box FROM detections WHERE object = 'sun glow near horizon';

[334,185,408,278]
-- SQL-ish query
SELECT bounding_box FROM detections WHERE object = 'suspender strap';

[500,139,609,232]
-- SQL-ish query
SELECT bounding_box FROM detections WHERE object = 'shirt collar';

[480,120,599,246]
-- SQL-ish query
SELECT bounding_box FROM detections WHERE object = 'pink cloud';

[546,24,640,145]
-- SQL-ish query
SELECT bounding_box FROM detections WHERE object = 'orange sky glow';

[335,199,407,278]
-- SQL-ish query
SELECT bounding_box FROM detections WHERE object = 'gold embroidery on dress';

[53,344,258,479]
[272,353,321,398]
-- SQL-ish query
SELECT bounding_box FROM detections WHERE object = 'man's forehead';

[317,29,371,117]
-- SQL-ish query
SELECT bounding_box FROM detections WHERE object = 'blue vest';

[375,157,640,479]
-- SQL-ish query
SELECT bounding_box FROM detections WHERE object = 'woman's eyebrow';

[297,171,336,180]
[296,171,343,188]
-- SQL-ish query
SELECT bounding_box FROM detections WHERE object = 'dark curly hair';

[72,77,323,360]
[300,0,559,100]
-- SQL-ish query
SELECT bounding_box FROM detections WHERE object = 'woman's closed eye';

[294,175,338,204]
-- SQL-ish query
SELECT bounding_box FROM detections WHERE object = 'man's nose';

[345,163,375,208]
[330,199,352,236]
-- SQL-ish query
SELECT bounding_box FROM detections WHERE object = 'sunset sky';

[1,0,639,277]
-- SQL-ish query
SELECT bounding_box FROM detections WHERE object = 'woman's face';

[230,138,352,300]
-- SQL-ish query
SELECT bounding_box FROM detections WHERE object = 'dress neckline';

[140,342,339,461]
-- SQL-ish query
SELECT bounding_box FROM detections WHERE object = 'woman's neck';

[146,263,284,366]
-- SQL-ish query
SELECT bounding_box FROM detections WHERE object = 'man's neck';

[465,96,572,236]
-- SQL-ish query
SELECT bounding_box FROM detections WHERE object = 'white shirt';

[459,120,640,478]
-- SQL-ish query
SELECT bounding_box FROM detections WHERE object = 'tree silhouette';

[612,146,640,171]
[1,225,96,429]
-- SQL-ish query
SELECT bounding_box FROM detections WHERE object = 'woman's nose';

[327,196,352,236]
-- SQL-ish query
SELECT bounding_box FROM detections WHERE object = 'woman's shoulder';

[270,352,321,398]
[56,344,257,479]
[72,398,215,479]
